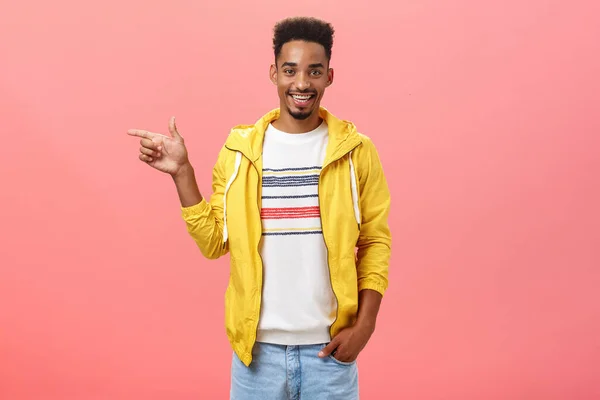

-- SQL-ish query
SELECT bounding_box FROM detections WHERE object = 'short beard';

[288,108,312,120]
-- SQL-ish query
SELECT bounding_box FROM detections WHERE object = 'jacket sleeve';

[355,136,392,296]
[180,145,230,260]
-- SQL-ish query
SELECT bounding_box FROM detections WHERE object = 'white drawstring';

[223,151,242,244]
[349,151,361,228]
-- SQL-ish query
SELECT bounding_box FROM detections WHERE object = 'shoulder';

[227,124,257,141]
[349,130,389,184]
[357,132,376,147]
[353,131,381,160]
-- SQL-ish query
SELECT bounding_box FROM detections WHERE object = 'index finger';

[127,129,156,139]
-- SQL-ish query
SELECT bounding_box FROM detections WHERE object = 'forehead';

[278,40,327,66]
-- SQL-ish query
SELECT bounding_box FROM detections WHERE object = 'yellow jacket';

[181,107,391,366]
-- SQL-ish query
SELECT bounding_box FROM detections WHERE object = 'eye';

[311,70,322,76]
[283,69,294,75]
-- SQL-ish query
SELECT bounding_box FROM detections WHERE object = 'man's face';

[270,40,334,120]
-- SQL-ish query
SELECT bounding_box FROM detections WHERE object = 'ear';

[269,63,278,85]
[326,68,334,87]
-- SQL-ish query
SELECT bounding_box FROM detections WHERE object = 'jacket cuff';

[358,280,388,297]
[181,199,210,219]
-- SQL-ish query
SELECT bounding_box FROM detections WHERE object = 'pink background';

[1,0,599,399]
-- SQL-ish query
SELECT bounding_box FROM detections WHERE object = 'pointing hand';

[127,117,190,176]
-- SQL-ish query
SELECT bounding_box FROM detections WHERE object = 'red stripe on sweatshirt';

[261,206,320,219]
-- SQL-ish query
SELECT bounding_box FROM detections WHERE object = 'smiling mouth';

[289,93,316,107]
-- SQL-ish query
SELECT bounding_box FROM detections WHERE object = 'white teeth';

[292,95,312,100]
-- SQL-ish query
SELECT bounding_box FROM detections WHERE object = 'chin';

[287,104,316,120]
[289,110,312,120]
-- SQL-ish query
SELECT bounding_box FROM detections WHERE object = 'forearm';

[177,162,229,259]
[355,289,383,333]
[172,163,203,207]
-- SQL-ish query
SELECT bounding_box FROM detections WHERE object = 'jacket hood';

[224,107,363,165]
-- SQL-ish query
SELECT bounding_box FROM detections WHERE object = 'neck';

[271,107,322,133]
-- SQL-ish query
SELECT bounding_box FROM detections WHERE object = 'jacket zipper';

[251,158,263,358]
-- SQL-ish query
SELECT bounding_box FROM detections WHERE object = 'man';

[127,16,391,400]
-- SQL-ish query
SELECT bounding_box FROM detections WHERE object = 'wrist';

[355,316,376,334]
[172,162,194,181]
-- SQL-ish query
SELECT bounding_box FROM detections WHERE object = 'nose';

[295,72,310,91]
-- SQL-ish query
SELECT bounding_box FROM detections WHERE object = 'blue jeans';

[230,342,359,400]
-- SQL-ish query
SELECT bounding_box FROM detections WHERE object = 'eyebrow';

[280,62,325,69]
